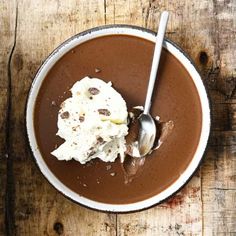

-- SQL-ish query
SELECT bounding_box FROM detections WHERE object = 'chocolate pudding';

[34,35,202,204]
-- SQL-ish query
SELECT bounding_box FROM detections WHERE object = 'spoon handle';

[143,11,169,115]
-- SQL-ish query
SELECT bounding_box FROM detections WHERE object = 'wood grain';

[1,0,235,235]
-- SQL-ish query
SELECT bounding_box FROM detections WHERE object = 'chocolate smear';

[122,107,174,184]
[60,111,70,119]
[79,116,85,122]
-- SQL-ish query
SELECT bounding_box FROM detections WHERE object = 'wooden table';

[1,0,236,235]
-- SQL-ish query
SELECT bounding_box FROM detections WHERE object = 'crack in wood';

[200,168,204,236]
[212,0,221,65]
[208,187,236,191]
[104,0,107,24]
[113,2,115,24]
[144,0,151,28]
[115,213,118,236]
[229,80,236,99]
[5,1,18,236]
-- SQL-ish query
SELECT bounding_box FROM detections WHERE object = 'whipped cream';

[51,77,128,164]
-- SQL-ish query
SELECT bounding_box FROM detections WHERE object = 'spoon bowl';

[138,114,157,156]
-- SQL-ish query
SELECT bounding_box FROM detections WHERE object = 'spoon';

[138,11,169,157]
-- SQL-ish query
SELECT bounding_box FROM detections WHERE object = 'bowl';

[26,25,211,212]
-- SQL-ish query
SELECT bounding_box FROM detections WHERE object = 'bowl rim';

[26,24,211,212]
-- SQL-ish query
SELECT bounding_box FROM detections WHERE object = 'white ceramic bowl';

[26,25,211,212]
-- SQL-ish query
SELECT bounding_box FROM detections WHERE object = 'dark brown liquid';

[34,35,202,204]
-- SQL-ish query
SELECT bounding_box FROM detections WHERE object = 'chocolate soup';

[34,35,202,204]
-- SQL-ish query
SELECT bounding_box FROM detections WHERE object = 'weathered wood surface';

[1,0,235,235]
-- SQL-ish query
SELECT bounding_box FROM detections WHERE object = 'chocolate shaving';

[60,111,70,119]
[51,101,57,106]
[79,116,85,122]
[72,125,79,131]
[98,109,111,116]
[97,136,104,143]
[106,165,112,170]
[95,68,101,73]
[96,136,106,145]
[88,150,96,157]
[88,87,100,95]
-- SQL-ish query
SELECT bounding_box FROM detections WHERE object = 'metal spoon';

[138,11,169,157]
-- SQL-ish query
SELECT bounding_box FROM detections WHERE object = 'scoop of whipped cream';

[51,77,128,164]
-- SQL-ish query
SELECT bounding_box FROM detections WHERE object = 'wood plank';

[106,0,203,234]
[8,0,116,235]
[0,1,17,235]
[105,0,205,235]
[201,0,236,234]
[202,146,236,235]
